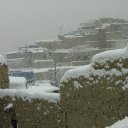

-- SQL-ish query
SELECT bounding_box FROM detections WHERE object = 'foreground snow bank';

[0,82,60,102]
[106,117,128,128]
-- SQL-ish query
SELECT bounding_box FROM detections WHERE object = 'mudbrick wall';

[60,54,128,127]
[1,84,128,128]
[0,64,9,88]
[0,97,66,128]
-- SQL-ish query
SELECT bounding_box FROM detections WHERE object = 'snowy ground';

[106,117,128,128]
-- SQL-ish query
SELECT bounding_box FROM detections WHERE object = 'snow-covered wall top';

[34,59,54,63]
[0,88,59,103]
[92,46,128,64]
[0,81,59,102]
[60,45,128,89]
[0,55,7,65]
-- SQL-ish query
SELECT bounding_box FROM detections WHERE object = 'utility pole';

[25,43,28,53]
[59,26,63,35]
[53,61,62,87]
[54,61,57,87]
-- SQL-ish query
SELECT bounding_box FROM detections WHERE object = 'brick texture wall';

[60,57,128,128]
[0,64,9,88]
[0,96,66,128]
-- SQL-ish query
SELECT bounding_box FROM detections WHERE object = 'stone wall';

[31,52,47,61]
[106,31,122,40]
[7,58,29,69]
[71,60,91,66]
[36,41,59,51]
[50,52,68,62]
[34,71,50,81]
[0,64,9,88]
[60,55,128,127]
[59,35,104,49]
[6,52,23,59]
[0,96,66,128]
[107,39,128,48]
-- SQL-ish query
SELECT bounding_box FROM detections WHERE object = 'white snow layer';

[60,46,128,87]
[1,82,59,102]
[9,76,27,89]
[4,103,13,111]
[106,117,128,128]
[61,65,92,83]
[0,55,7,65]
[92,46,128,64]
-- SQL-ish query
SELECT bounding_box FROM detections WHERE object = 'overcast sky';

[0,0,128,54]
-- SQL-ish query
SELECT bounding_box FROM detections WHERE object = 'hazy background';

[0,0,128,54]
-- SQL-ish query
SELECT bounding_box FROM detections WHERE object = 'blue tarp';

[9,71,34,81]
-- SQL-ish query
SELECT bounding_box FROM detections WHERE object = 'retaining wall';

[60,56,128,128]
[0,64,9,88]
[0,96,66,128]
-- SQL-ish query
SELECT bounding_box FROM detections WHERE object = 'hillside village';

[6,18,128,86]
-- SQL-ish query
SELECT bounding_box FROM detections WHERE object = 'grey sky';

[0,0,128,54]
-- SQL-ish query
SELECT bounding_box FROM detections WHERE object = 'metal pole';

[54,61,57,86]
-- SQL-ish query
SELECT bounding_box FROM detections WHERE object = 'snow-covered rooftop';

[52,49,71,53]
[34,59,54,63]
[20,47,48,53]
[6,51,21,55]
[102,23,110,29]
[35,39,58,43]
